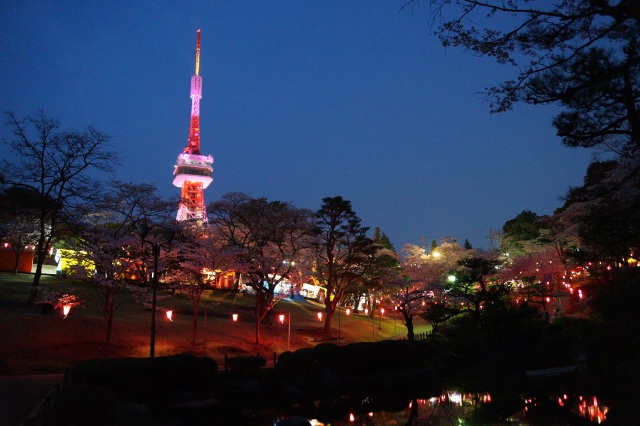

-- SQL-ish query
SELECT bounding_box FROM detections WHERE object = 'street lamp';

[137,222,176,359]
[279,312,291,351]
[338,307,351,341]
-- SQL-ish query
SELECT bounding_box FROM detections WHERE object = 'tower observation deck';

[173,29,213,223]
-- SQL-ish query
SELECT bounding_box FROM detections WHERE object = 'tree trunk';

[191,298,200,346]
[28,245,46,307]
[104,291,114,352]
[322,306,334,337]
[254,294,261,345]
[12,249,21,274]
[104,314,113,352]
[406,315,415,341]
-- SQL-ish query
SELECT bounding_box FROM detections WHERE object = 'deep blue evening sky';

[1,1,593,250]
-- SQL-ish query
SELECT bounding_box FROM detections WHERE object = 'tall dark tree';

[421,0,640,154]
[445,253,508,322]
[1,111,120,306]
[312,196,380,337]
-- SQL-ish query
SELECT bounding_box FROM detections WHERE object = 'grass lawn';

[0,273,428,375]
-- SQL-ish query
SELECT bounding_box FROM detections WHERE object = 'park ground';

[0,273,430,375]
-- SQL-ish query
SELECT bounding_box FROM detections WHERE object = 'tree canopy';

[425,0,640,154]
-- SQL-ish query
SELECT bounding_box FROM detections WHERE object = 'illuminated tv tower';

[173,29,213,223]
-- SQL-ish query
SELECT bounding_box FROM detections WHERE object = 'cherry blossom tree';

[396,238,468,339]
[69,181,175,351]
[167,224,236,345]
[208,192,315,344]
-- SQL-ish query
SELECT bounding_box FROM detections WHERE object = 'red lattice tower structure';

[173,30,213,223]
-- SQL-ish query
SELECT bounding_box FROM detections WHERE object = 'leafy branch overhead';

[425,0,640,152]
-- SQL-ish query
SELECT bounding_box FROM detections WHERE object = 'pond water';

[264,388,608,425]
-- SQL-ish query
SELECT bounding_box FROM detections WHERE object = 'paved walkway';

[0,374,64,426]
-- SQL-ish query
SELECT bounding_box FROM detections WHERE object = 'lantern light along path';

[279,313,291,351]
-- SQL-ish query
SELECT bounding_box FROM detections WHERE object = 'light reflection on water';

[287,390,607,426]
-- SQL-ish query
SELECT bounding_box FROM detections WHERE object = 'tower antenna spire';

[195,29,201,76]
[173,29,214,224]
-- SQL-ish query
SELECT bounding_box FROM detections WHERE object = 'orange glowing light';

[232,313,238,322]
[381,308,385,315]
[166,310,173,321]
[345,308,351,316]
[317,312,323,321]
[279,314,285,324]
[349,413,355,422]
[62,305,71,318]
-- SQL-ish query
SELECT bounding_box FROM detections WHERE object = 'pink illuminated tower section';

[173,29,213,223]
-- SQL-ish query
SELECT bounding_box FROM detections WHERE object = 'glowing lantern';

[166,310,173,321]
[232,313,238,322]
[317,312,323,321]
[279,314,285,324]
[349,413,355,422]
[345,308,351,316]
[380,308,385,315]
[62,305,71,318]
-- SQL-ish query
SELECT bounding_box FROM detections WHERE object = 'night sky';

[0,1,593,249]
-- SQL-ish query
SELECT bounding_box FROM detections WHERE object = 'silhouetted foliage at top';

[421,0,640,155]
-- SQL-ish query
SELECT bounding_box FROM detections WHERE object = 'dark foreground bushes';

[51,341,441,425]
[69,353,218,403]
[277,339,434,375]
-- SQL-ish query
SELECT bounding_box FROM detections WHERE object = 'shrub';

[226,355,266,375]
[70,354,217,402]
